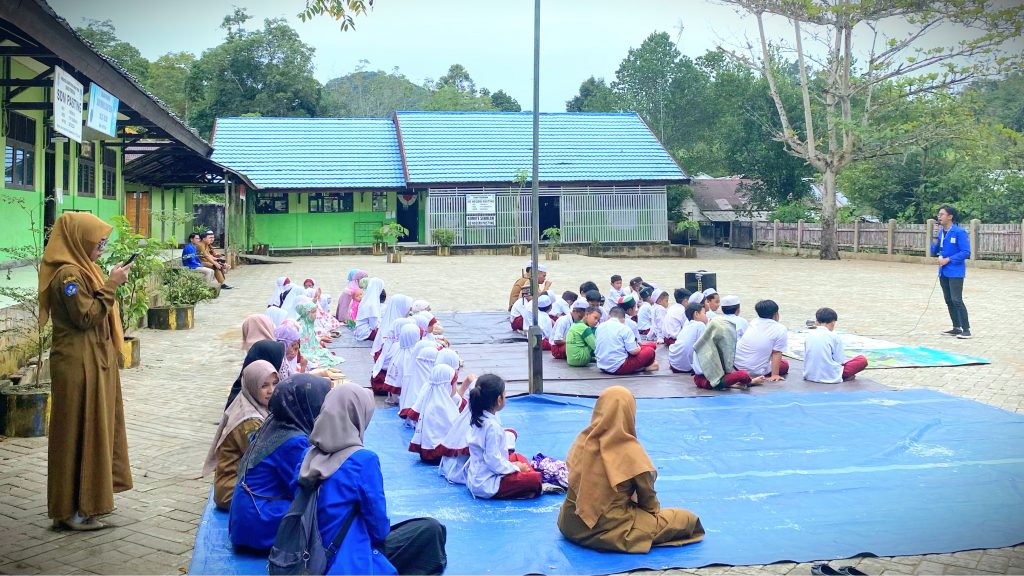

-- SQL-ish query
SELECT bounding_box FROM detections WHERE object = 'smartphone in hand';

[123,252,140,266]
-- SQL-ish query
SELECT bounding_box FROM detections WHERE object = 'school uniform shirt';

[551,315,574,344]
[651,304,668,341]
[595,321,639,373]
[537,311,554,339]
[802,327,846,383]
[668,321,706,373]
[352,314,379,340]
[625,317,642,343]
[551,298,572,318]
[607,287,627,308]
[662,304,687,339]
[466,411,520,499]
[228,435,308,550]
[723,314,749,339]
[706,310,717,321]
[734,318,789,376]
[509,298,534,326]
[637,302,655,332]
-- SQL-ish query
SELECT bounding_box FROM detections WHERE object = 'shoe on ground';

[541,483,566,495]
[956,329,972,339]
[53,515,106,531]
[220,284,234,290]
[811,564,843,576]
[942,328,962,336]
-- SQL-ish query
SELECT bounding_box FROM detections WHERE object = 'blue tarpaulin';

[191,389,1024,574]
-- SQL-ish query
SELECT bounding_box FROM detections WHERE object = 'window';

[101,148,117,199]
[255,192,289,214]
[309,192,353,213]
[372,191,388,212]
[4,113,35,190]
[78,155,95,197]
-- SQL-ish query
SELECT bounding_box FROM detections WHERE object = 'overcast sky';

[49,0,1023,113]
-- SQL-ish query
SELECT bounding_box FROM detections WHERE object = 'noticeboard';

[466,214,496,227]
[53,66,83,143]
[465,193,496,214]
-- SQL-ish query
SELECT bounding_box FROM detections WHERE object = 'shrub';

[161,267,216,307]
[433,228,456,247]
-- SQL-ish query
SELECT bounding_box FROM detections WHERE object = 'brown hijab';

[241,314,275,351]
[298,383,375,487]
[203,359,275,475]
[38,212,123,347]
[566,386,656,528]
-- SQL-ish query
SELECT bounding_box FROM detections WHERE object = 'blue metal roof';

[394,111,687,185]
[210,117,405,189]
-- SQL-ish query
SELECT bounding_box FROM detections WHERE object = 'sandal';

[54,516,106,531]
[838,567,867,576]
[811,564,843,576]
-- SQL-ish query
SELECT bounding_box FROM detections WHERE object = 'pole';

[527,0,544,394]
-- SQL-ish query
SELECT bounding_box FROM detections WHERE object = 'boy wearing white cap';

[636,287,656,340]
[507,261,551,311]
[509,286,533,332]
[720,294,748,339]
[536,294,555,349]
[650,289,670,342]
[703,288,720,320]
[551,299,587,359]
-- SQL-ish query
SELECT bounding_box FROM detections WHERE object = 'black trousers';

[384,518,447,575]
[939,276,970,331]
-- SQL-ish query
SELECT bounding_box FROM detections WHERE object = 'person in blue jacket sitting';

[931,205,972,339]
[300,384,447,575]
[181,232,218,288]
[229,374,331,551]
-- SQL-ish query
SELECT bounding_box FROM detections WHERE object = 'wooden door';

[126,190,151,237]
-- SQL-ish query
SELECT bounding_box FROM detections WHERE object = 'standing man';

[199,230,233,290]
[932,205,971,339]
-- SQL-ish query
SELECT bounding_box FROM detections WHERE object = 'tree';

[298,0,373,30]
[423,64,498,111]
[718,0,1024,259]
[435,64,477,95]
[146,52,196,120]
[320,65,430,117]
[566,77,621,112]
[490,89,521,112]
[612,32,681,142]
[187,9,321,137]
[75,19,150,83]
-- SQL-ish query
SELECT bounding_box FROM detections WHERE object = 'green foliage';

[968,73,1024,133]
[613,32,681,142]
[101,216,170,333]
[0,195,51,383]
[768,201,817,223]
[566,77,621,112]
[666,185,693,222]
[320,65,429,117]
[541,227,561,248]
[376,222,408,246]
[432,228,456,248]
[161,267,215,307]
[297,0,373,30]
[674,219,699,245]
[75,19,150,83]
[490,90,521,112]
[146,52,196,119]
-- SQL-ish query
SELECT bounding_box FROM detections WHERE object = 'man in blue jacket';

[181,232,218,288]
[931,205,971,339]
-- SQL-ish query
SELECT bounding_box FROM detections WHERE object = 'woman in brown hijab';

[40,212,134,531]
[557,386,704,553]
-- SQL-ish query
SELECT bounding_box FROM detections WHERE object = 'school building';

[210,111,688,251]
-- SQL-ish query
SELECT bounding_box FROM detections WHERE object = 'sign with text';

[465,193,496,214]
[53,67,83,142]
[466,214,496,227]
[86,82,119,137]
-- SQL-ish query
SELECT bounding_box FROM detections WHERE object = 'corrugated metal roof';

[395,111,687,185]
[210,117,405,189]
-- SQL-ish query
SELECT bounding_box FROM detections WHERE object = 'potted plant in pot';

[433,228,456,256]
[147,266,216,330]
[542,226,562,260]
[371,226,387,256]
[101,216,168,368]
[378,222,409,263]
[0,194,53,437]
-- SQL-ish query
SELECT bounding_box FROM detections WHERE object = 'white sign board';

[465,193,496,214]
[86,83,119,137]
[53,67,84,143]
[466,214,496,227]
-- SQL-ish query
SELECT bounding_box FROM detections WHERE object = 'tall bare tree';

[718,0,1023,259]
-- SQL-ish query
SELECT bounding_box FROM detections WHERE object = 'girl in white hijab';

[404,342,439,422]
[387,323,422,416]
[371,294,413,359]
[408,364,461,463]
[370,317,414,395]
[352,278,385,341]
[267,276,292,308]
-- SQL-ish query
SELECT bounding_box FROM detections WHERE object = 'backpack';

[268,484,359,575]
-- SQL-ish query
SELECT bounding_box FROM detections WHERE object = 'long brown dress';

[41,213,132,521]
[557,386,704,553]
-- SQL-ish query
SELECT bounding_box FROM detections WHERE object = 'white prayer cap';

[537,294,553,308]
[524,260,534,270]
[651,289,666,302]
[571,298,589,310]
[688,292,705,305]
[703,288,718,297]
[537,263,548,272]
[721,294,740,307]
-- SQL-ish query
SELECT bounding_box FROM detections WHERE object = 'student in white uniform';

[615,296,643,342]
[465,375,542,499]
[734,299,789,381]
[584,290,609,322]
[703,288,720,320]
[352,277,385,341]
[662,288,691,346]
[509,286,533,332]
[595,307,658,375]
[668,302,708,373]
[650,289,670,342]
[719,294,748,339]
[535,294,555,349]
[551,298,587,359]
[551,290,576,318]
[636,287,656,340]
[802,307,868,383]
[606,275,626,311]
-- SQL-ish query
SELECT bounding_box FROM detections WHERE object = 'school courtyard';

[0,249,1022,575]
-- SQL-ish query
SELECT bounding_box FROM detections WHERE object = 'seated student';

[508,262,551,311]
[567,306,602,367]
[229,374,331,551]
[409,365,463,463]
[703,288,720,320]
[650,289,670,342]
[466,375,542,499]
[267,276,293,309]
[635,287,655,338]
[692,317,764,390]
[558,386,704,553]
[390,323,424,414]
[372,295,414,361]
[803,307,868,383]
[182,232,219,288]
[198,230,232,289]
[226,339,286,410]
[551,299,587,359]
[661,288,691,346]
[606,275,627,309]
[552,290,577,318]
[616,296,643,342]
[668,302,708,373]
[584,289,609,322]
[735,299,790,381]
[371,317,415,395]
[719,295,748,339]
[595,307,659,375]
[335,269,367,323]
[241,314,275,352]
[353,278,385,341]
[535,294,555,349]
[295,301,343,370]
[205,360,277,510]
[578,281,600,298]
[274,322,306,380]
[509,286,533,332]
[302,384,448,575]
[627,277,646,311]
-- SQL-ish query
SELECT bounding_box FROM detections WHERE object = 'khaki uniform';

[507,276,529,311]
[213,418,262,510]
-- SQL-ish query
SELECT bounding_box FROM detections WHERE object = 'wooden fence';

[755,219,1024,262]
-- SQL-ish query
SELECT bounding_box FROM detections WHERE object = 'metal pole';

[527,0,544,394]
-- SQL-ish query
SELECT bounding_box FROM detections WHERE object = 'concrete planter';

[147,306,195,330]
[546,250,561,261]
[386,250,403,263]
[371,243,387,256]
[0,380,50,437]
[119,336,141,369]
[436,246,451,256]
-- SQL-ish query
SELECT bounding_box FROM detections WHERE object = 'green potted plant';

[147,266,216,330]
[101,216,169,368]
[0,194,53,437]
[542,226,562,260]
[511,169,529,256]
[378,222,409,263]
[371,226,387,256]
[432,228,456,256]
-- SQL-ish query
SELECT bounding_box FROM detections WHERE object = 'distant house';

[681,177,768,245]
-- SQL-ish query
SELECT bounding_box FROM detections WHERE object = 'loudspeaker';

[684,270,717,294]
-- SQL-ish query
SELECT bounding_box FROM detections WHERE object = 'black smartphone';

[124,252,140,266]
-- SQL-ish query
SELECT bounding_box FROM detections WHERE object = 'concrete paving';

[1,248,1022,575]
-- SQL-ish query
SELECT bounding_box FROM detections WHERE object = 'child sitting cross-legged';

[802,307,868,383]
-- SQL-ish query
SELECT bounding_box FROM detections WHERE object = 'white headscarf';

[387,324,422,415]
[372,317,414,377]
[371,294,413,356]
[410,364,459,452]
[436,348,461,376]
[268,276,291,308]
[265,306,287,328]
[410,300,431,314]
[355,277,384,325]
[406,341,439,420]
[281,285,304,322]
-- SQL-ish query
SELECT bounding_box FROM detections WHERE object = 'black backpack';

[268,484,358,575]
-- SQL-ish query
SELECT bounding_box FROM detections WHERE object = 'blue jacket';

[182,243,202,269]
[930,224,970,278]
[228,435,308,551]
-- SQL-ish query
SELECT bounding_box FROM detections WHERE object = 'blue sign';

[86,83,119,137]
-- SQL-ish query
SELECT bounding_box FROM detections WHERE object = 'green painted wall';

[252,190,395,249]
[143,185,196,245]
[0,59,46,264]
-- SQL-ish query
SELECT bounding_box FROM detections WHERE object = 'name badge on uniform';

[64,282,78,297]
[951,237,957,244]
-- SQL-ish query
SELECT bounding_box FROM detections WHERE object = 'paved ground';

[1,248,1022,575]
